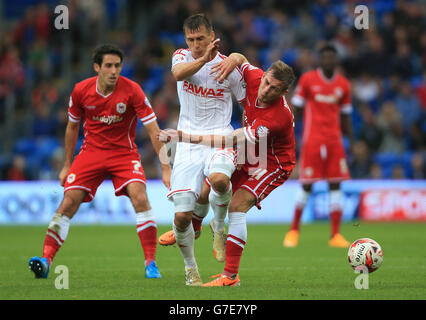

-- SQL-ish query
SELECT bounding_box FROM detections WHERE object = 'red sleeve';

[241,62,263,89]
[132,83,157,125]
[340,79,352,114]
[68,86,83,122]
[291,73,309,107]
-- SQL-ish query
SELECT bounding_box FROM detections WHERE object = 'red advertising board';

[359,189,426,221]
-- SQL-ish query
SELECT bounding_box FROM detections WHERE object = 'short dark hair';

[92,44,123,66]
[183,13,213,33]
[319,44,337,55]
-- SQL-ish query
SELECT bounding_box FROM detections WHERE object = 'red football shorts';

[299,138,350,184]
[63,149,146,202]
[231,165,292,207]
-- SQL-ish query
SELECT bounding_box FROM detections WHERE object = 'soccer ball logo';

[347,238,383,273]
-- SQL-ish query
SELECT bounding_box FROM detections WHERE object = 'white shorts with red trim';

[167,142,236,203]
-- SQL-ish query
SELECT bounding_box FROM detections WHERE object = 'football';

[347,238,383,273]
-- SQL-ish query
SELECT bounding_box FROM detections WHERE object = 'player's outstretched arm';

[59,120,80,186]
[158,128,246,149]
[172,39,220,81]
[210,52,248,83]
[145,121,172,188]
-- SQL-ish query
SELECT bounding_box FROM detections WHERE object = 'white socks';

[295,188,310,210]
[227,211,247,245]
[47,213,71,243]
[173,222,197,269]
[329,190,343,212]
[209,183,232,232]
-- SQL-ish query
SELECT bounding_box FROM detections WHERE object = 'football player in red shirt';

[283,44,354,248]
[28,45,171,279]
[158,53,296,286]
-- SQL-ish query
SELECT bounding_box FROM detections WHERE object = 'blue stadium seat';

[13,138,37,156]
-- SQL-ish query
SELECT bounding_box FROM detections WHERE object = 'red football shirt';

[291,68,352,143]
[68,76,157,152]
[240,62,296,172]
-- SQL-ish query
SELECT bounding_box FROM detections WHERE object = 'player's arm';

[59,120,80,186]
[144,121,172,188]
[158,128,246,149]
[290,76,307,123]
[340,81,354,149]
[172,39,220,81]
[210,53,248,82]
[340,113,354,147]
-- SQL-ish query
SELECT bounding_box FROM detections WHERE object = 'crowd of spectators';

[0,0,424,181]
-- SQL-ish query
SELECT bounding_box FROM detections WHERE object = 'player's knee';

[130,192,150,211]
[209,173,229,195]
[59,194,82,216]
[174,211,192,230]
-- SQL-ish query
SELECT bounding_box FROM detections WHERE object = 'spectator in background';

[6,155,30,181]
[369,163,383,179]
[415,71,426,109]
[390,42,415,80]
[350,140,372,179]
[411,152,425,179]
[394,81,422,132]
[33,103,59,137]
[376,101,405,154]
[352,72,381,109]
[391,164,406,179]
[357,103,383,153]
[38,147,64,180]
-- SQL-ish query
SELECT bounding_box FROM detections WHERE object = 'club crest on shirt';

[116,102,127,114]
[334,87,343,98]
[67,173,76,184]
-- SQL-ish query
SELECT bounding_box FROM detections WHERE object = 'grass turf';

[0,222,425,300]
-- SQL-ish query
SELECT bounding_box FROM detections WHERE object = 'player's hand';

[210,55,238,82]
[59,164,71,186]
[202,38,220,63]
[157,129,180,143]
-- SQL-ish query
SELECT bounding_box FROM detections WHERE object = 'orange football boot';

[158,228,202,246]
[202,274,240,287]
[329,233,350,248]
[283,229,299,248]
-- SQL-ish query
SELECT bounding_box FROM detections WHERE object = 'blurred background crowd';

[0,0,424,181]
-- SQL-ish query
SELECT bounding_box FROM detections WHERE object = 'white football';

[347,238,383,273]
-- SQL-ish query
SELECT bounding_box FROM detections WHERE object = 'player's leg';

[328,182,350,248]
[173,192,202,286]
[202,188,255,287]
[158,180,210,246]
[29,150,105,279]
[29,189,86,278]
[192,181,210,238]
[125,181,162,278]
[284,141,322,247]
[325,141,351,248]
[205,149,236,262]
[283,183,312,248]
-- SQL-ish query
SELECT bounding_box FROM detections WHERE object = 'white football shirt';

[172,49,246,135]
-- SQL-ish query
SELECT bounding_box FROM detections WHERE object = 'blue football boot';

[28,257,50,279]
[145,261,162,279]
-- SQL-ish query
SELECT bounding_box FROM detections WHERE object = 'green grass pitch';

[0,222,425,300]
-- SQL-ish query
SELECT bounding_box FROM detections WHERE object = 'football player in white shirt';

[159,14,246,286]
